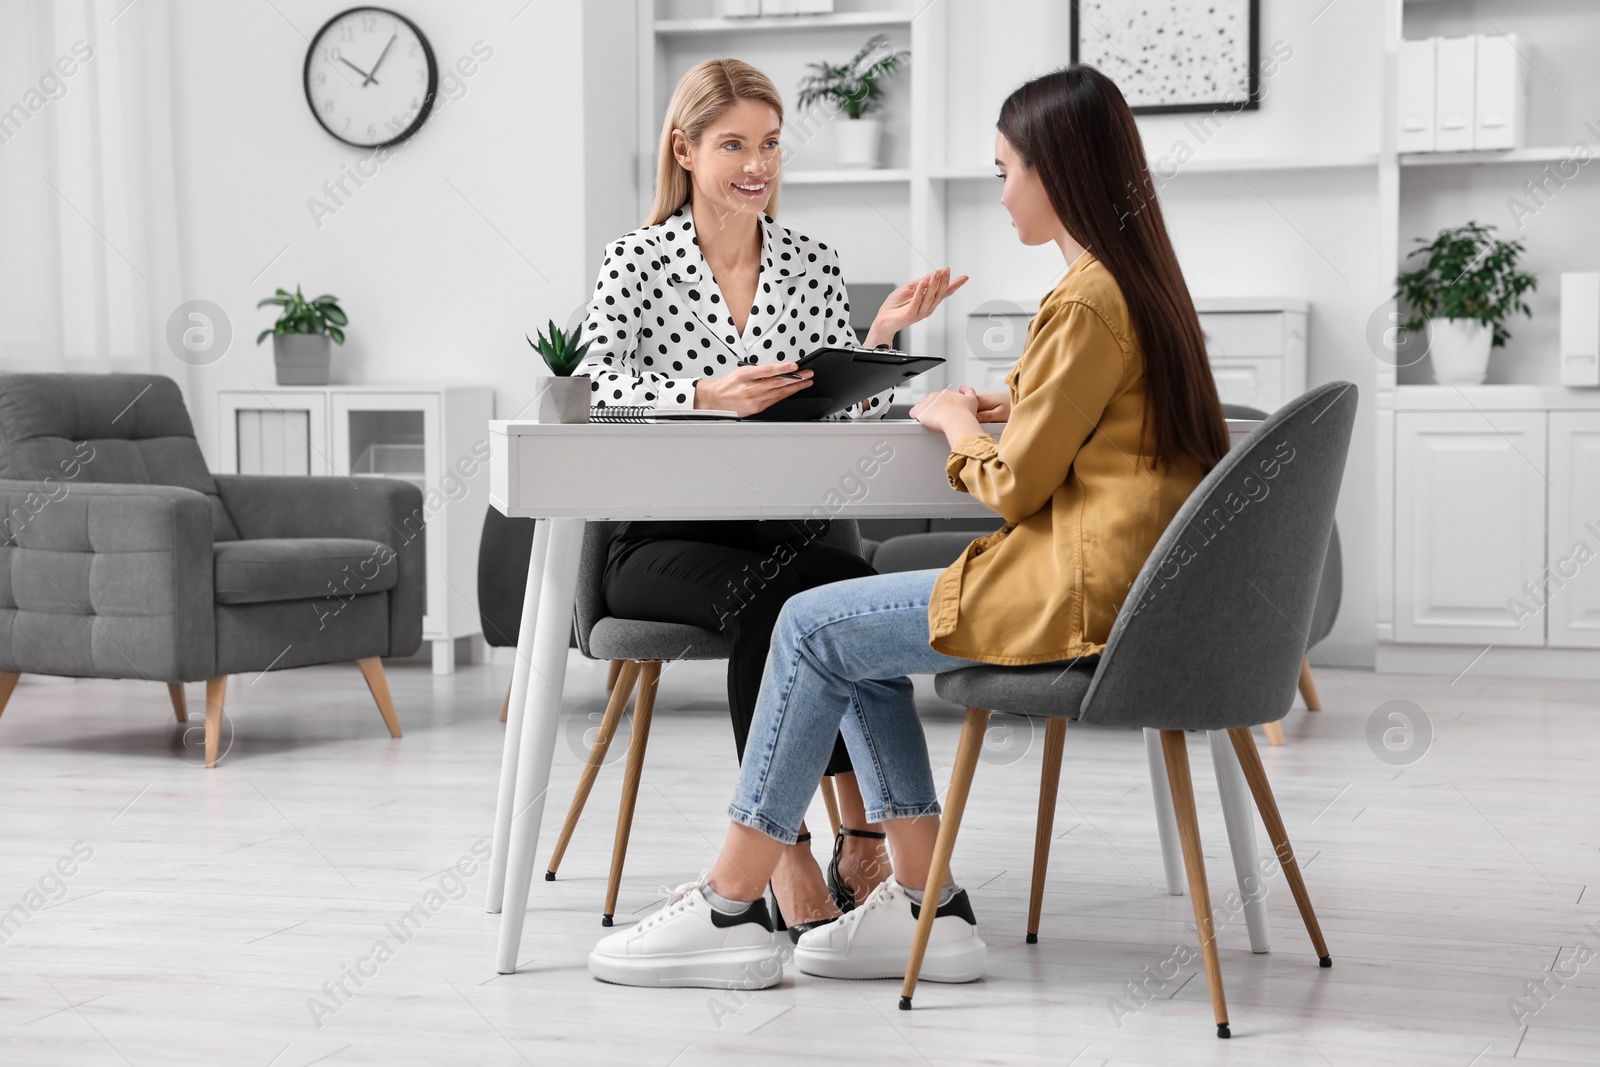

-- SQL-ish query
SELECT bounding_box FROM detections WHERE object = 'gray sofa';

[0,373,425,765]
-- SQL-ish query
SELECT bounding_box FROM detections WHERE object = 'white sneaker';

[792,878,986,983]
[588,875,785,990]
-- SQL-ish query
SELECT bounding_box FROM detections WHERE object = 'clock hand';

[338,55,377,84]
[363,33,397,86]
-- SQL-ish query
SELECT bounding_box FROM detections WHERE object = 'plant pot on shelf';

[532,375,591,424]
[273,332,331,386]
[835,118,882,169]
[1427,318,1493,384]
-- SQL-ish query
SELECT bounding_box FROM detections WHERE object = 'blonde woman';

[573,59,966,934]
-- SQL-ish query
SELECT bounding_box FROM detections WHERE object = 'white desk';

[483,418,1266,973]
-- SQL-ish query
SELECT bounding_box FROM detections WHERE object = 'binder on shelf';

[1397,38,1437,153]
[1434,36,1477,153]
[1561,273,1600,388]
[1474,33,1524,151]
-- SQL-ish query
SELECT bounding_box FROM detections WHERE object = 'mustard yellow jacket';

[928,253,1206,666]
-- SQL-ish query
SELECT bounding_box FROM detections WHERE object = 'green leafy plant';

[1394,221,1536,348]
[795,33,908,120]
[255,287,348,344]
[527,320,593,376]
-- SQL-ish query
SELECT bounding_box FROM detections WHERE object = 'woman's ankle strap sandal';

[767,832,814,931]
[827,827,887,913]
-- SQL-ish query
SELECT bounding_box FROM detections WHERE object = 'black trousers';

[603,534,876,777]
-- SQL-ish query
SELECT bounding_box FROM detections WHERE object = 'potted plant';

[527,320,594,423]
[255,287,347,386]
[796,33,907,170]
[1395,221,1537,385]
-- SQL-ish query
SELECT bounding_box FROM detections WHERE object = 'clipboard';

[744,346,945,422]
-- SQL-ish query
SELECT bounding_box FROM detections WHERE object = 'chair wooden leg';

[356,657,402,738]
[900,707,988,1010]
[606,658,623,693]
[1298,658,1322,711]
[602,660,660,926]
[1159,729,1230,1039]
[203,676,227,769]
[819,774,842,838]
[499,682,511,723]
[167,683,188,722]
[1261,720,1286,746]
[0,671,20,720]
[546,660,641,881]
[1027,717,1068,944]
[1228,728,1331,966]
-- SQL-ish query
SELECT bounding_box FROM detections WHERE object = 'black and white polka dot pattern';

[574,205,891,419]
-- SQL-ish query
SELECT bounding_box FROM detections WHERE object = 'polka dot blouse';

[576,205,892,419]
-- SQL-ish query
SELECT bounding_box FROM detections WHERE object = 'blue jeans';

[728,569,989,843]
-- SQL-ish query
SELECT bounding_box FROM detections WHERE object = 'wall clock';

[303,6,437,148]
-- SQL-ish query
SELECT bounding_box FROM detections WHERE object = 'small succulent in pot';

[527,320,593,376]
[527,319,594,422]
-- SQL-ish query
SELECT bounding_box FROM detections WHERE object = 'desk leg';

[494,517,584,974]
[1210,730,1271,954]
[1145,728,1186,897]
[486,519,551,915]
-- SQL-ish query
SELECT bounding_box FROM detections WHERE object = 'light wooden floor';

[0,656,1597,1066]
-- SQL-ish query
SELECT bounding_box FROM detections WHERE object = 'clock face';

[303,6,437,149]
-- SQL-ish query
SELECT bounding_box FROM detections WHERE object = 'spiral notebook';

[587,406,742,423]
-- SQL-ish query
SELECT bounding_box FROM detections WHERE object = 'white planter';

[531,375,591,423]
[1428,317,1493,384]
[835,118,882,169]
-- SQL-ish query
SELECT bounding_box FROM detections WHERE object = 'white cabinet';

[1394,411,1546,646]
[217,385,495,674]
[1546,413,1600,647]
[1194,298,1308,413]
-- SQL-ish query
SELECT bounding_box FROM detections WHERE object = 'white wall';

[163,0,618,454]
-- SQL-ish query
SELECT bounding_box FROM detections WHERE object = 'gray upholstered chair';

[863,411,1341,747]
[898,382,1357,1037]
[0,373,424,766]
[544,518,857,924]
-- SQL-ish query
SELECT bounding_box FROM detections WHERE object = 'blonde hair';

[646,59,784,227]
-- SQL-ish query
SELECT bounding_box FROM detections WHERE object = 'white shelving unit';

[1376,0,1600,677]
[216,385,495,675]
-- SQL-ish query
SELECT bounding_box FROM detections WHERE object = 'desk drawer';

[1199,312,1289,358]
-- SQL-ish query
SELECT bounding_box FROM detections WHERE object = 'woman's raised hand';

[694,361,813,417]
[868,267,970,344]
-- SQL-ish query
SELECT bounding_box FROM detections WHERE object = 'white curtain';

[0,0,183,372]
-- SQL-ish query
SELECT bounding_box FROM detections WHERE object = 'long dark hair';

[998,65,1229,473]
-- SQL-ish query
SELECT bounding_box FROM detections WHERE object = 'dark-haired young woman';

[588,63,1231,991]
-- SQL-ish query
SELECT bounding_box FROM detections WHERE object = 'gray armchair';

[0,373,424,765]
